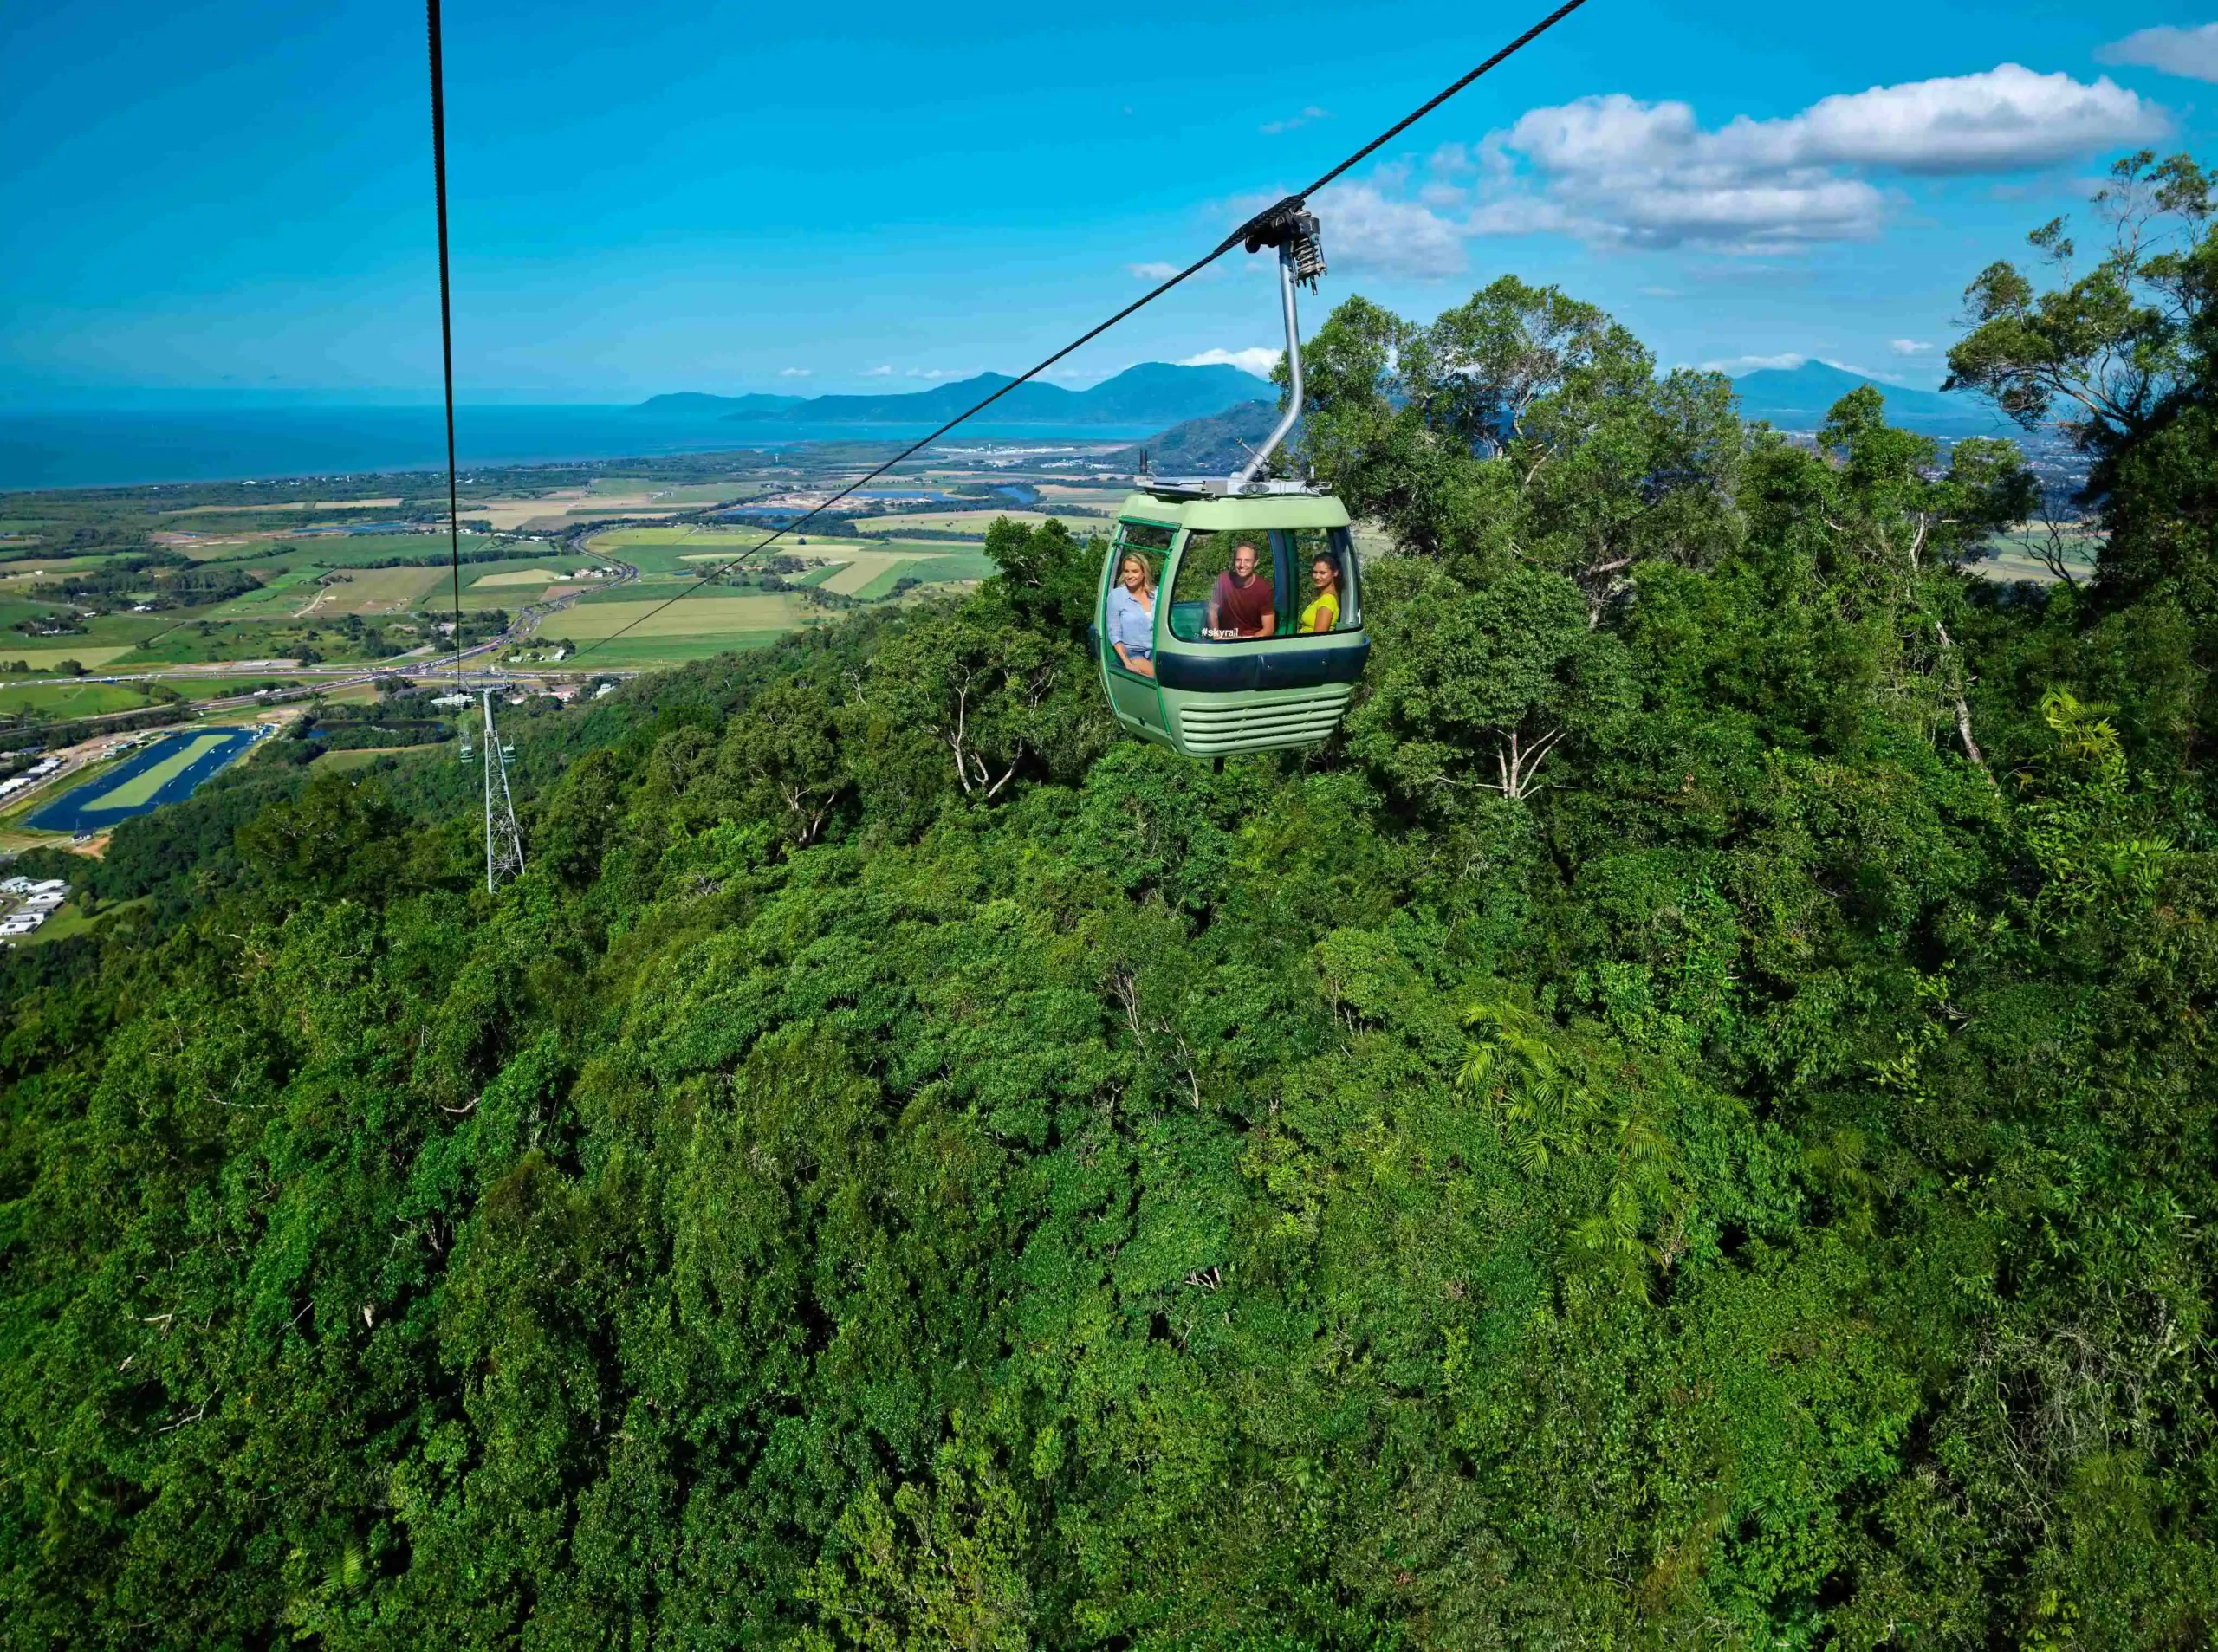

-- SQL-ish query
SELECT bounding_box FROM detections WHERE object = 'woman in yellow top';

[1299,553,1341,634]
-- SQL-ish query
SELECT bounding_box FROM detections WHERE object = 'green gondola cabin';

[1092,483,1366,756]
[1084,205,1367,758]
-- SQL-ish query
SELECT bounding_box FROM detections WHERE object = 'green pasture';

[467,561,593,588]
[585,480,736,505]
[7,896,152,947]
[0,645,134,672]
[125,619,417,666]
[172,676,298,702]
[0,680,152,717]
[906,548,997,583]
[849,552,997,599]
[564,632,792,667]
[1979,528,2104,584]
[125,625,298,664]
[0,598,62,631]
[208,571,321,619]
[0,549,131,580]
[559,593,813,638]
[586,528,780,580]
[8,903,94,946]
[853,509,1059,537]
[70,614,176,648]
[165,538,270,561]
[289,534,500,566]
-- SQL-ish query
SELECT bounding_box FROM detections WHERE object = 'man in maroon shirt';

[1204,540,1276,639]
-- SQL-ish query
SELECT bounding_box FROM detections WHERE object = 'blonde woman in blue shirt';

[1107,551,1158,677]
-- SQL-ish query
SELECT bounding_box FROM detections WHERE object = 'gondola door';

[1098,520,1175,741]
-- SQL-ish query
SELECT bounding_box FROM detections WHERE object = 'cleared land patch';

[853,509,1057,537]
[471,567,564,587]
[2,645,133,671]
[0,681,149,717]
[294,566,446,617]
[820,552,929,596]
[556,594,814,639]
[563,632,790,666]
[1978,528,2103,585]
[164,498,402,516]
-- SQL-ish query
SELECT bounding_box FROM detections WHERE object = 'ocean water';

[0,405,1159,491]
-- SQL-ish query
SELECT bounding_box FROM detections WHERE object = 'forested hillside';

[7,157,2218,1649]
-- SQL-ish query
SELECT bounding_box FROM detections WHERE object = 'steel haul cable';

[427,0,464,694]
[560,0,1591,659]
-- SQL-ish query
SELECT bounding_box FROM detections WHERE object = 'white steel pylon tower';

[480,688,525,891]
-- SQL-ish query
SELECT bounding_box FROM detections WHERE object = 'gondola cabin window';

[1106,522,1173,679]
[1167,527,1359,642]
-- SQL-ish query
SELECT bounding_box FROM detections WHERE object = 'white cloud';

[1208,65,2164,275]
[1128,261,1179,281]
[1771,65,2163,172]
[2099,23,2218,82]
[1179,347,1282,377]
[779,367,811,378]
[1430,141,1477,177]
[1478,68,2163,251]
[1890,338,1935,355]
[1313,179,1469,276]
[861,365,893,377]
[1702,352,1808,373]
[1262,106,1330,135]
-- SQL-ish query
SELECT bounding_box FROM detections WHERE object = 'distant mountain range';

[638,357,2007,457]
[636,363,1274,431]
[1728,360,2004,436]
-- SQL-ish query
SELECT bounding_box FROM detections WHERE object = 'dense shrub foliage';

[8,166,2218,1647]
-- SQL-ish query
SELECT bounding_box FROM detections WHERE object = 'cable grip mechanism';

[1242,203,1326,289]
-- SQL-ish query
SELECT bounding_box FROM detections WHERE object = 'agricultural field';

[0,444,1125,697]
[1029,481,1132,506]
[1,645,135,671]
[584,525,776,580]
[463,477,755,531]
[851,509,1061,537]
[556,593,814,639]
[0,680,155,718]
[285,565,448,618]
[1979,526,2103,584]
[554,632,793,666]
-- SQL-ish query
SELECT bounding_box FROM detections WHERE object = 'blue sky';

[4,0,2215,403]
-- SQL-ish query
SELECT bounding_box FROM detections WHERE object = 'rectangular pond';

[30,728,263,833]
